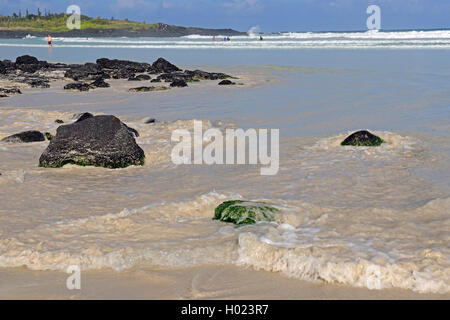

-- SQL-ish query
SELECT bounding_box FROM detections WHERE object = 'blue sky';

[1,0,449,32]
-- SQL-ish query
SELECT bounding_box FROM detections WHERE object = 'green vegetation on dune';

[0,12,158,32]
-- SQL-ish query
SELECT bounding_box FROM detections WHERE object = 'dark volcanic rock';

[65,63,102,81]
[55,119,64,124]
[145,118,156,124]
[0,88,21,94]
[0,93,8,98]
[129,86,169,92]
[109,69,135,79]
[64,82,90,91]
[341,130,385,147]
[156,72,191,83]
[0,61,6,74]
[96,58,150,73]
[39,115,145,168]
[170,79,188,87]
[218,80,235,85]
[0,60,15,74]
[150,78,161,83]
[15,55,49,74]
[185,70,230,80]
[75,112,94,123]
[15,55,39,65]
[128,74,151,81]
[90,78,110,88]
[152,58,181,73]
[2,130,45,143]
[28,79,50,88]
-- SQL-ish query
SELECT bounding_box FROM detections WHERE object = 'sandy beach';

[1,264,449,300]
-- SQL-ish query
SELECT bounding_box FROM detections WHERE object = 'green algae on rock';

[213,200,279,226]
[341,130,385,147]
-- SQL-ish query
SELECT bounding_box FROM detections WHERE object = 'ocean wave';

[0,191,448,294]
[3,30,450,50]
[0,191,241,271]
[237,232,450,294]
[234,196,450,294]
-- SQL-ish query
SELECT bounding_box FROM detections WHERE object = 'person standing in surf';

[47,34,53,46]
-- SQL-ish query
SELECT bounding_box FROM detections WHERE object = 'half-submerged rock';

[213,200,278,226]
[75,112,94,123]
[341,130,384,147]
[39,115,145,168]
[1,130,45,143]
[218,80,235,85]
[129,86,169,92]
[64,82,90,92]
[170,79,188,87]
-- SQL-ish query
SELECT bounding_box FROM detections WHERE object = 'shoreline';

[0,26,246,39]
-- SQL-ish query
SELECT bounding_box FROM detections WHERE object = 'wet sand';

[1,264,449,300]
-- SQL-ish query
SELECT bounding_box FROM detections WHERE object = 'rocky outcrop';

[128,74,151,81]
[39,115,145,168]
[341,130,385,147]
[185,70,230,81]
[170,79,188,87]
[64,82,90,91]
[14,55,49,74]
[1,130,45,143]
[1,55,235,93]
[218,80,236,85]
[64,63,104,81]
[151,58,181,73]
[89,78,110,88]
[96,58,150,73]
[0,87,22,97]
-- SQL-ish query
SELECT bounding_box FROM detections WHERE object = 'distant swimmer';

[47,34,52,46]
[226,37,231,41]
[260,36,264,41]
[212,36,216,41]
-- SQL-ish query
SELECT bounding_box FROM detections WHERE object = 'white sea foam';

[3,30,450,49]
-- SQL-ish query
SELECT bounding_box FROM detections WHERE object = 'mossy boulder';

[39,115,145,169]
[213,200,278,226]
[341,130,384,147]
